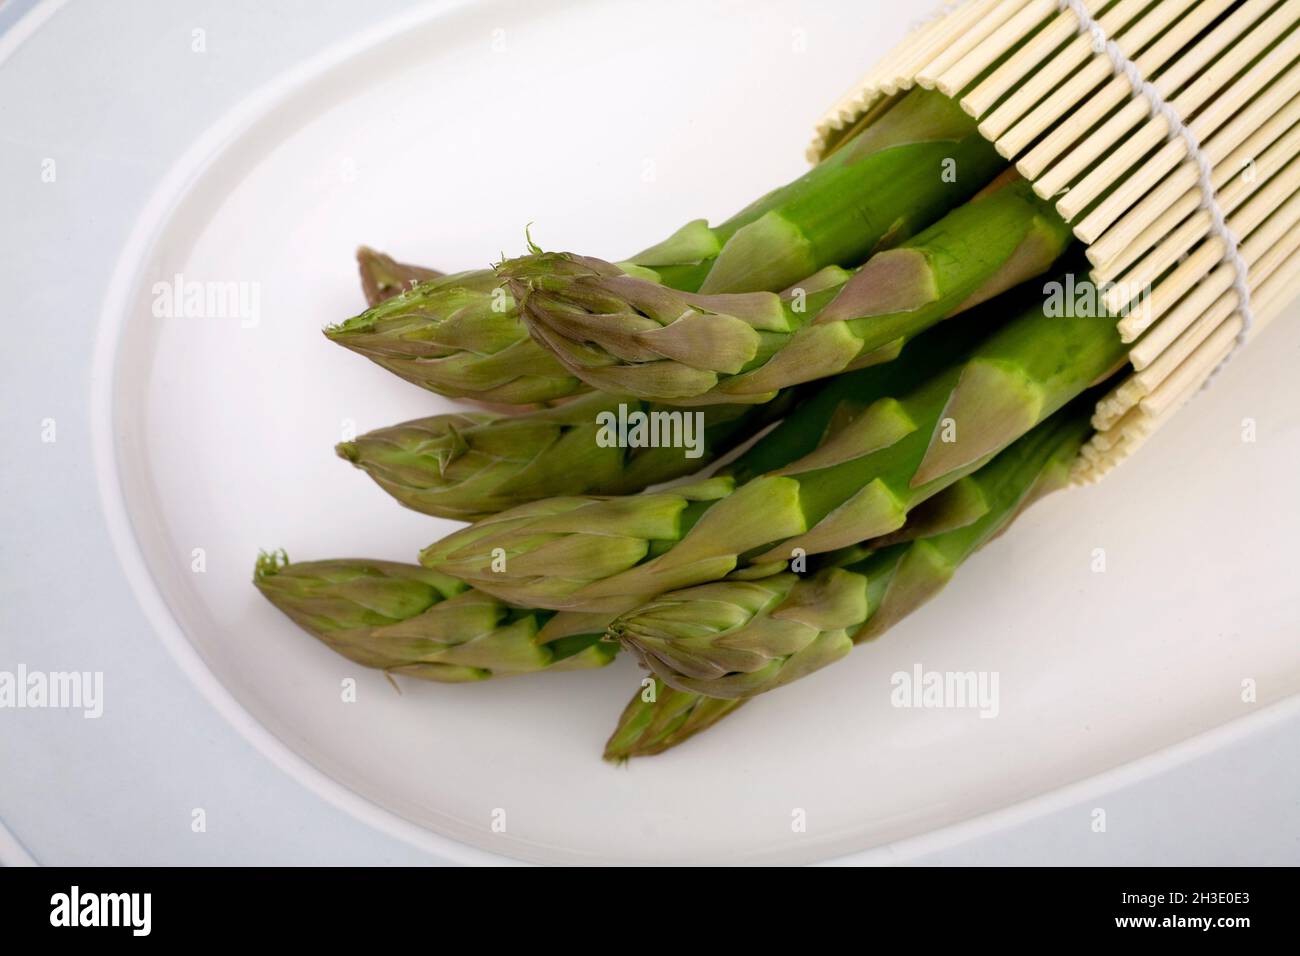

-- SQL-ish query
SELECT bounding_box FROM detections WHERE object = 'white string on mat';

[1055,0,1255,381]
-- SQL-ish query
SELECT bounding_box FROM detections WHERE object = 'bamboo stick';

[1058,22,1300,223]
[1086,86,1300,276]
[1116,180,1300,340]
[1029,1,1269,201]
[1106,152,1300,314]
[915,0,1034,90]
[1104,247,1300,428]
[1126,220,1300,371]
[963,0,1148,120]
[1009,0,1225,173]
[933,0,1057,96]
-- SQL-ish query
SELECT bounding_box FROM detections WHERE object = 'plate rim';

[89,0,519,868]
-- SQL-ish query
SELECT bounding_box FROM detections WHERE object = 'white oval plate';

[89,0,1300,864]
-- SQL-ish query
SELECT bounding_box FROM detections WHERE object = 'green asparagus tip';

[253,548,289,581]
[323,316,365,337]
[495,249,622,289]
[323,279,443,337]
[491,224,547,275]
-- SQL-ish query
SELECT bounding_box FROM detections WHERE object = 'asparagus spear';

[336,390,793,521]
[328,268,585,404]
[421,274,1126,612]
[356,246,443,306]
[603,677,747,762]
[611,404,1092,698]
[326,89,1003,404]
[253,551,615,681]
[508,175,1073,403]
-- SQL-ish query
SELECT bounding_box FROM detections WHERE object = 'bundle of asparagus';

[255,84,1148,762]
[611,403,1093,699]
[420,280,1124,613]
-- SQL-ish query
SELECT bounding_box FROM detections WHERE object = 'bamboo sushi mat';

[808,0,1300,482]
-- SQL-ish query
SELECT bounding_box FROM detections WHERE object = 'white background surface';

[1,0,1298,865]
